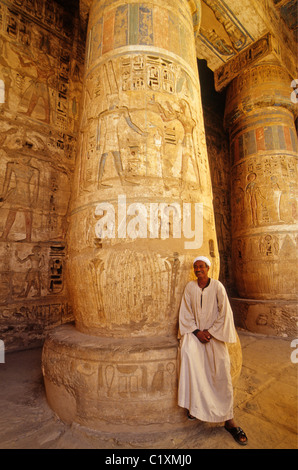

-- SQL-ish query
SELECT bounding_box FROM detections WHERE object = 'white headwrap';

[193,256,211,267]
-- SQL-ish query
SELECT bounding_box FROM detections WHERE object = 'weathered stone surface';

[42,323,242,430]
[0,0,83,350]
[2,331,297,449]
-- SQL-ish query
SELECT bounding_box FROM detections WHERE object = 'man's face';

[194,261,209,279]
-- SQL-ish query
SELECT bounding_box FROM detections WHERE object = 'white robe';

[178,278,237,422]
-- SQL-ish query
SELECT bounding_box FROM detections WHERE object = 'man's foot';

[224,420,248,445]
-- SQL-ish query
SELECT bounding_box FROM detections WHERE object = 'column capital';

[215,33,286,92]
[224,57,297,130]
[79,0,201,33]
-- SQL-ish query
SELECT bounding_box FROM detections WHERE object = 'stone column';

[42,0,241,438]
[225,58,298,338]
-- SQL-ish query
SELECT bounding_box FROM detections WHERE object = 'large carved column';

[225,58,298,338]
[42,0,241,438]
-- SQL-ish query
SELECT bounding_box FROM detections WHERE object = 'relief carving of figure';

[96,94,147,187]
[14,34,55,123]
[0,156,40,242]
[15,245,44,298]
[245,172,267,227]
[259,234,279,257]
[270,176,284,223]
[152,98,201,188]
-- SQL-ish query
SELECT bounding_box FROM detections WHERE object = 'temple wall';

[0,0,84,351]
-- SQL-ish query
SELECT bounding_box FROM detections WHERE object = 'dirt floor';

[0,329,297,451]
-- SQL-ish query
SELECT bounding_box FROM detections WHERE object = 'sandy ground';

[0,329,297,451]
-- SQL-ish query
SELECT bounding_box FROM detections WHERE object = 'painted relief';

[86,3,196,70]
[232,155,298,231]
[225,55,298,304]
[0,242,66,304]
[197,0,252,66]
[78,54,202,192]
[0,0,82,350]
[0,156,39,242]
[86,250,183,331]
[214,34,278,91]
[230,141,297,298]
[69,0,215,343]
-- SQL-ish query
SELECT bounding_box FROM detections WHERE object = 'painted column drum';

[225,60,298,337]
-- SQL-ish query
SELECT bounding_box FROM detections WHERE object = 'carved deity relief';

[0,156,39,242]
[232,155,298,233]
[259,235,279,257]
[0,2,83,132]
[15,43,54,123]
[245,172,268,228]
[86,250,183,333]
[96,93,147,188]
[0,151,71,243]
[0,242,66,304]
[79,54,202,192]
[14,245,44,297]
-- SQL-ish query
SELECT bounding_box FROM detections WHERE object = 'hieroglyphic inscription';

[0,0,83,131]
[79,54,202,190]
[97,360,177,399]
[214,34,280,91]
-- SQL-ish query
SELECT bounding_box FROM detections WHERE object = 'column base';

[42,323,242,435]
[230,297,297,339]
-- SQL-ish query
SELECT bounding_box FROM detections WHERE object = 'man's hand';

[196,330,212,343]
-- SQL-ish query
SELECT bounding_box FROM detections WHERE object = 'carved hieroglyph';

[225,59,298,337]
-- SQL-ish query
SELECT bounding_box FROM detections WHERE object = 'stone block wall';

[0,0,84,351]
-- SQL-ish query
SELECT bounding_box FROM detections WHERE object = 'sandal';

[187,411,196,420]
[224,425,248,445]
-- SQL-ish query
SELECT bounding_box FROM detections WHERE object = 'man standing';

[178,256,247,445]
